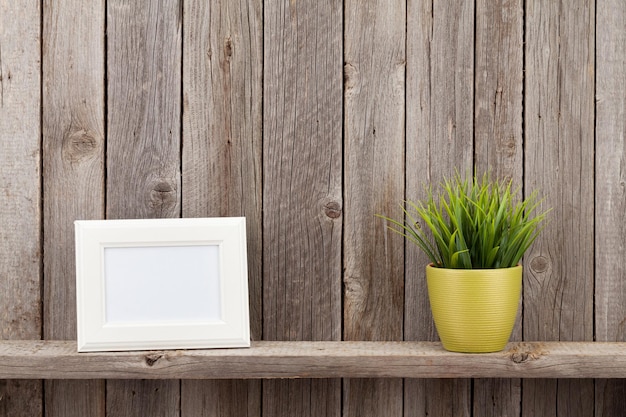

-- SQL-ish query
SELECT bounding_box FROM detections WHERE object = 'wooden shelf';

[1,340,625,379]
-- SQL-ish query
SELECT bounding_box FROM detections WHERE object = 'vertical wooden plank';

[182,0,263,346]
[0,0,41,344]
[474,0,523,181]
[107,380,179,417]
[595,0,626,415]
[106,0,181,415]
[181,0,262,415]
[473,379,522,417]
[524,0,595,416]
[473,0,523,415]
[406,380,471,417]
[263,0,342,415]
[42,0,106,415]
[405,0,473,415]
[182,380,260,417]
[343,0,404,416]
[596,381,626,417]
[0,1,42,415]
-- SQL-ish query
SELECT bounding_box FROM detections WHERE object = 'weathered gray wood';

[182,0,262,346]
[107,0,182,220]
[523,0,595,416]
[181,0,262,414]
[265,380,340,417]
[2,341,626,379]
[344,379,402,417]
[107,380,179,417]
[473,0,524,414]
[595,0,626,414]
[596,380,626,417]
[344,0,406,343]
[0,1,42,415]
[343,0,405,416]
[0,0,41,352]
[473,379,521,417]
[42,0,105,338]
[41,0,106,415]
[1,0,623,414]
[263,0,342,415]
[405,0,474,415]
[182,380,261,417]
[0,380,41,417]
[405,0,437,348]
[474,0,523,181]
[405,379,471,417]
[107,0,182,415]
[595,0,624,342]
[44,381,104,417]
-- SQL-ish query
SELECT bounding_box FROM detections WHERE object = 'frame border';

[75,217,250,352]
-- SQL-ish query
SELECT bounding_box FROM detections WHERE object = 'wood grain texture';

[106,0,181,415]
[42,0,105,342]
[0,0,41,346]
[343,0,405,416]
[1,0,625,413]
[343,379,402,417]
[405,379,471,417]
[595,0,626,414]
[344,0,406,340]
[42,0,106,415]
[44,381,104,417]
[405,0,474,415]
[107,380,179,417]
[344,0,405,344]
[182,0,262,342]
[473,0,524,415]
[405,0,437,347]
[3,341,626,379]
[473,378,521,417]
[263,0,342,415]
[181,0,262,415]
[107,0,182,220]
[262,0,343,342]
[264,380,340,417]
[523,0,595,415]
[182,380,260,417]
[595,0,626,347]
[0,1,42,415]
[474,0,523,181]
[596,380,626,417]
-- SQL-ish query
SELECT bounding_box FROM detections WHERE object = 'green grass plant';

[378,172,550,269]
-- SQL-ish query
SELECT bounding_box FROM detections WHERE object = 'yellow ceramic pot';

[426,264,522,353]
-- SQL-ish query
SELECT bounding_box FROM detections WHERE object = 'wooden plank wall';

[1,0,625,416]
[0,1,42,416]
[42,0,105,416]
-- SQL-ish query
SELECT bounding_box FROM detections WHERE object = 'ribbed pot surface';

[426,264,522,353]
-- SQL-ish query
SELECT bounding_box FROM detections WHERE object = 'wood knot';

[62,129,100,164]
[148,180,178,215]
[510,352,530,364]
[505,138,517,157]
[144,353,163,367]
[153,182,173,193]
[530,256,549,273]
[324,201,342,219]
[507,343,546,364]
[344,63,358,92]
[224,38,233,58]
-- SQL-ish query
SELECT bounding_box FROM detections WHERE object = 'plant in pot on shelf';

[378,172,550,353]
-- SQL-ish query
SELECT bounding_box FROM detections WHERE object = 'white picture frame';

[74,217,250,352]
